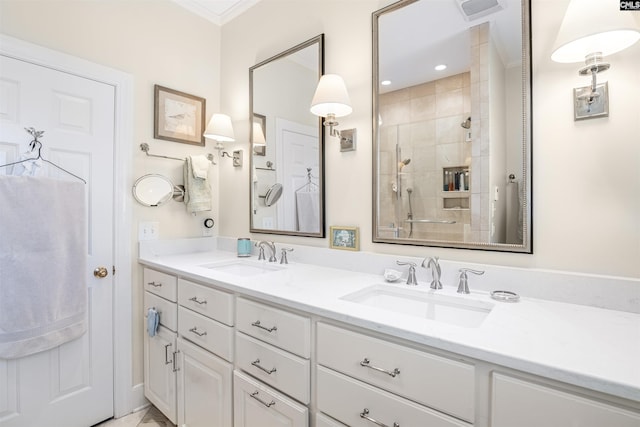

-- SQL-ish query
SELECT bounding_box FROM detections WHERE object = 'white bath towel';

[183,157,212,213]
[295,191,320,233]
[0,176,87,359]
[190,155,210,179]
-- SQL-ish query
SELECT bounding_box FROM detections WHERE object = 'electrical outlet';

[139,221,159,241]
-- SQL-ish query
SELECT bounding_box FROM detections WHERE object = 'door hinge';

[112,265,116,276]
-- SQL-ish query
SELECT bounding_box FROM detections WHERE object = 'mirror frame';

[372,0,532,253]
[249,34,325,238]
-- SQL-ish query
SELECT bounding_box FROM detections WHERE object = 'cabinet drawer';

[317,323,474,422]
[491,373,640,427]
[234,370,308,427]
[143,268,177,302]
[178,278,234,326]
[317,366,468,427]
[144,291,177,332]
[178,307,233,362]
[236,332,310,404]
[236,297,310,358]
[316,413,348,427]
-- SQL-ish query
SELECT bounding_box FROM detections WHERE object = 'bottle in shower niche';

[443,171,449,191]
[459,171,465,192]
[464,171,469,190]
[448,172,455,191]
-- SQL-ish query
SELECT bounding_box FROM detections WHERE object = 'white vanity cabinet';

[316,322,473,427]
[234,297,311,425]
[491,373,640,427]
[143,268,234,427]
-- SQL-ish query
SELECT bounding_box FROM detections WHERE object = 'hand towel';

[0,175,87,359]
[190,155,210,179]
[183,157,212,213]
[147,307,159,337]
[295,191,320,233]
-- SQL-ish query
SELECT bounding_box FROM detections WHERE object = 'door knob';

[93,266,109,278]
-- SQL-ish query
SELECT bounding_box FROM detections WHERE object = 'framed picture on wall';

[154,85,206,146]
[329,226,359,251]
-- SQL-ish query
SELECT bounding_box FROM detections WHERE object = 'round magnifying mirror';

[132,174,175,207]
[264,183,283,207]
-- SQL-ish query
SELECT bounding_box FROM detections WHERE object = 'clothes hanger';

[0,127,86,183]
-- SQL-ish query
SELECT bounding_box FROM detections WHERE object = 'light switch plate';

[139,221,159,241]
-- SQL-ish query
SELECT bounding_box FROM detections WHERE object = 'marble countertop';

[139,247,640,403]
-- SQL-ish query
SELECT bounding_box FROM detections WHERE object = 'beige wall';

[220,0,640,278]
[1,0,222,386]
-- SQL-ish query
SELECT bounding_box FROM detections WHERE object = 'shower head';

[398,158,412,171]
[461,116,471,129]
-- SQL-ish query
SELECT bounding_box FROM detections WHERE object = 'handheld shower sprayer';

[461,116,471,129]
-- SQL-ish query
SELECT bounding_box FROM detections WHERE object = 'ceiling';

[171,0,261,25]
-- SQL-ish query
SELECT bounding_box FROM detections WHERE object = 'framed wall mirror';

[372,0,532,253]
[250,34,325,237]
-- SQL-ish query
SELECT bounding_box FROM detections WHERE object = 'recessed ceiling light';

[381,80,392,86]
[434,64,447,71]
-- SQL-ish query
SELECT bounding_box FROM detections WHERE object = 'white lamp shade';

[203,113,235,142]
[551,0,640,63]
[310,74,353,118]
[252,122,266,145]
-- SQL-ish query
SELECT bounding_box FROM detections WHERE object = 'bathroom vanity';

[140,239,639,427]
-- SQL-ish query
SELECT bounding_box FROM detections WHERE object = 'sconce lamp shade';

[310,74,353,118]
[252,122,266,145]
[551,0,640,63]
[203,113,235,142]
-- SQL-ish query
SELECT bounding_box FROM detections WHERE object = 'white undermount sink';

[340,284,493,328]
[200,259,284,277]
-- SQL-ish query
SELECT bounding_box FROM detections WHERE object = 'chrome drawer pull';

[360,408,399,427]
[189,296,207,305]
[189,327,207,337]
[250,391,275,408]
[164,343,172,365]
[172,350,180,372]
[360,358,401,378]
[147,281,162,287]
[251,359,277,374]
[251,320,277,333]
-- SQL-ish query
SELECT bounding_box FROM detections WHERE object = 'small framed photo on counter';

[329,226,359,251]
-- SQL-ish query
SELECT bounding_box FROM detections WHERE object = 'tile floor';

[94,406,173,427]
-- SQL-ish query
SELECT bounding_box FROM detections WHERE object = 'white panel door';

[275,118,318,231]
[0,55,115,427]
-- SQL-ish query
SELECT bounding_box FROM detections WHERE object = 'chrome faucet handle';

[256,245,266,260]
[396,260,418,286]
[457,268,484,294]
[421,256,442,289]
[280,248,293,264]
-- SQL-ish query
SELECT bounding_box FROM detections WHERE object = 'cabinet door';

[144,325,177,424]
[491,373,640,427]
[233,370,308,427]
[177,337,233,427]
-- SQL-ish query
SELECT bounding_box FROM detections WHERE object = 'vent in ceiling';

[456,0,505,21]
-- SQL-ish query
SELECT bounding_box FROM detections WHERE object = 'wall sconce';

[551,0,640,120]
[310,74,357,152]
[203,113,242,167]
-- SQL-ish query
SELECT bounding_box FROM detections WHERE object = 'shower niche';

[442,167,470,210]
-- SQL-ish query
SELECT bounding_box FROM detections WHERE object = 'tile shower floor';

[94,406,173,427]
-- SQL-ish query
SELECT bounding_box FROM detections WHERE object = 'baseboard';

[131,383,150,414]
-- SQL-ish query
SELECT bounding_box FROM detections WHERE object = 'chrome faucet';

[457,268,484,294]
[280,248,293,264]
[396,260,418,286]
[256,241,277,262]
[421,256,442,289]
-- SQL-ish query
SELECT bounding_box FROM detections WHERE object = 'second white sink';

[341,284,493,328]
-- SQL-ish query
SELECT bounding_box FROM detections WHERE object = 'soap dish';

[383,268,402,282]
[490,290,520,303]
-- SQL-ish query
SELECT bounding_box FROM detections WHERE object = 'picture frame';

[329,226,359,251]
[253,113,266,156]
[154,85,206,146]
